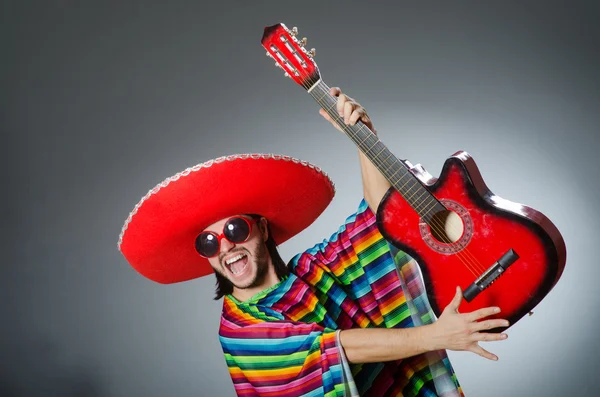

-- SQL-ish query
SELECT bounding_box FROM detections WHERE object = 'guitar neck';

[308,80,444,221]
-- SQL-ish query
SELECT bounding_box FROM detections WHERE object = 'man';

[118,88,508,396]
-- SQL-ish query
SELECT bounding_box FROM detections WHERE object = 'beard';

[219,239,269,290]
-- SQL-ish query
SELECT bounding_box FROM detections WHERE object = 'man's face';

[204,215,271,291]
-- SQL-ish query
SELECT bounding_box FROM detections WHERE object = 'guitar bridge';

[463,249,519,302]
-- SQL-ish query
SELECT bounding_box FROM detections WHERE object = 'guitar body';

[376,151,567,328]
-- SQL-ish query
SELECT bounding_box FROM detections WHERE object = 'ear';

[258,217,269,242]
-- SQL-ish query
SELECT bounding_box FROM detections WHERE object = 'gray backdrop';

[3,1,599,396]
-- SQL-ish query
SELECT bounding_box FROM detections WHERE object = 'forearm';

[359,142,391,213]
[339,324,437,364]
[319,88,391,213]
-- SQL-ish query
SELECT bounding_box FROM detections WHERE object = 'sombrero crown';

[118,153,335,283]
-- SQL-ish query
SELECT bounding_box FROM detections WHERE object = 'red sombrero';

[118,153,335,284]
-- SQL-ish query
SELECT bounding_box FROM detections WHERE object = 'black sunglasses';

[195,216,257,258]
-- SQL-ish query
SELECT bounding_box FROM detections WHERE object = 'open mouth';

[224,253,249,277]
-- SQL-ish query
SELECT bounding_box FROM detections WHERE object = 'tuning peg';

[300,37,307,46]
[291,27,298,36]
[284,72,290,78]
[266,51,273,58]
[309,48,316,57]
[274,62,282,68]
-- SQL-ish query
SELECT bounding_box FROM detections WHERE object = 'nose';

[220,238,235,253]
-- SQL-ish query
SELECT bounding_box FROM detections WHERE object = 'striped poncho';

[219,200,464,396]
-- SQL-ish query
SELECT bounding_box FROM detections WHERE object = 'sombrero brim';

[118,154,335,284]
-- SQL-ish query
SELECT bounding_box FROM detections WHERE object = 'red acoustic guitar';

[261,23,567,331]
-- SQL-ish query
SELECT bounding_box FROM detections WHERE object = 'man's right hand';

[339,286,510,364]
[428,286,509,361]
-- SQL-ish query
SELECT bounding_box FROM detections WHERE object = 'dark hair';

[214,215,289,300]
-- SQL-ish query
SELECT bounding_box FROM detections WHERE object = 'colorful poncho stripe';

[219,200,464,396]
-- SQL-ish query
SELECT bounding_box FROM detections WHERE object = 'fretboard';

[308,80,444,221]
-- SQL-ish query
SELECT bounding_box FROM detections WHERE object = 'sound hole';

[428,210,464,244]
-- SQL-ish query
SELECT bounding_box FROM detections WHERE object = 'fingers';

[330,87,347,116]
[329,87,365,125]
[343,101,356,124]
[471,331,508,343]
[324,87,375,133]
[319,108,343,132]
[470,344,498,361]
[469,334,506,361]
[338,95,356,123]
[471,318,510,332]
[445,286,463,313]
[466,306,501,322]
[348,107,367,126]
[319,108,333,122]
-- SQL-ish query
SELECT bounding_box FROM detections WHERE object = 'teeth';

[230,262,248,275]
[225,253,246,265]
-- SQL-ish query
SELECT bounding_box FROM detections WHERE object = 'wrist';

[421,322,443,352]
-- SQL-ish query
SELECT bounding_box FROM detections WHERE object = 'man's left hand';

[319,87,375,134]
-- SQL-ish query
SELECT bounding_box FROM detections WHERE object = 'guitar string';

[304,77,491,277]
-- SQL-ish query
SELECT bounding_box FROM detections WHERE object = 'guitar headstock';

[261,23,320,90]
